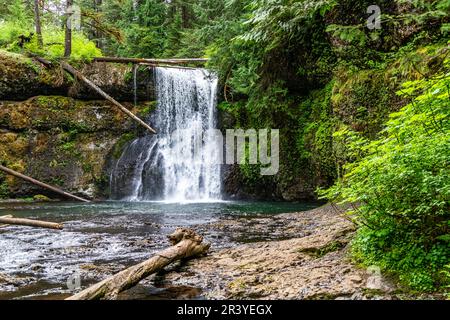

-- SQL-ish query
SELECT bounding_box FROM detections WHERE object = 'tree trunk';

[61,62,157,134]
[66,228,210,300]
[181,4,190,28]
[94,0,103,50]
[64,0,73,57]
[0,164,90,203]
[34,0,43,48]
[0,216,63,230]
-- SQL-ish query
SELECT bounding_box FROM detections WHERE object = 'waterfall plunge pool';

[0,200,321,299]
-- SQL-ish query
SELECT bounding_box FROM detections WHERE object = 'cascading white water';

[111,67,222,202]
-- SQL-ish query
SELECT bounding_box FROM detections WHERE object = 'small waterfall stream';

[133,64,138,106]
[111,67,221,202]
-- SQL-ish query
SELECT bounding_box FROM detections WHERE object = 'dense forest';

[0,0,449,299]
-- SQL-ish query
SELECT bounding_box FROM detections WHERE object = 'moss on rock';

[0,50,71,100]
[0,94,154,199]
[0,51,155,102]
[0,96,150,133]
[331,68,400,137]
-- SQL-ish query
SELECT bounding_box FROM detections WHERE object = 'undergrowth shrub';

[320,49,450,291]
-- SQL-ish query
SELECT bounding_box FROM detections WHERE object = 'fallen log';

[93,57,209,65]
[0,164,90,203]
[26,53,53,66]
[0,216,63,230]
[61,62,157,135]
[0,215,13,228]
[66,228,210,300]
[142,64,199,71]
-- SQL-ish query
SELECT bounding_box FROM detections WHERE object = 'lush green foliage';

[0,0,33,47]
[320,51,450,291]
[25,28,102,61]
[0,0,101,61]
[327,0,450,46]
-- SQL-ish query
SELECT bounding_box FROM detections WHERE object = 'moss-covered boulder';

[0,50,70,100]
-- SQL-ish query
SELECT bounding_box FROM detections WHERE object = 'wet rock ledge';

[147,205,440,300]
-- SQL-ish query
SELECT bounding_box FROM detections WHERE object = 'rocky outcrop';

[0,97,153,199]
[0,51,156,200]
[0,50,155,102]
[77,62,155,102]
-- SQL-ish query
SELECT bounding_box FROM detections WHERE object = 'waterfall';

[111,67,222,202]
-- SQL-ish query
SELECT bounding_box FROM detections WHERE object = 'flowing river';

[0,200,320,299]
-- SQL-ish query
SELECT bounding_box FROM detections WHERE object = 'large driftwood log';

[67,228,210,300]
[0,164,90,203]
[0,215,63,230]
[61,62,157,135]
[0,215,13,228]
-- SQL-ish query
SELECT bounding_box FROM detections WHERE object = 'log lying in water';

[0,215,63,230]
[61,62,157,135]
[0,164,90,203]
[0,215,13,228]
[66,228,210,300]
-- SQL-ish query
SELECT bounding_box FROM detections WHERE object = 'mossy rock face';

[76,62,156,102]
[0,95,153,200]
[221,84,336,201]
[18,131,121,198]
[0,51,155,102]
[0,50,70,100]
[331,69,401,137]
[0,96,151,132]
[0,132,28,198]
[0,128,129,199]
